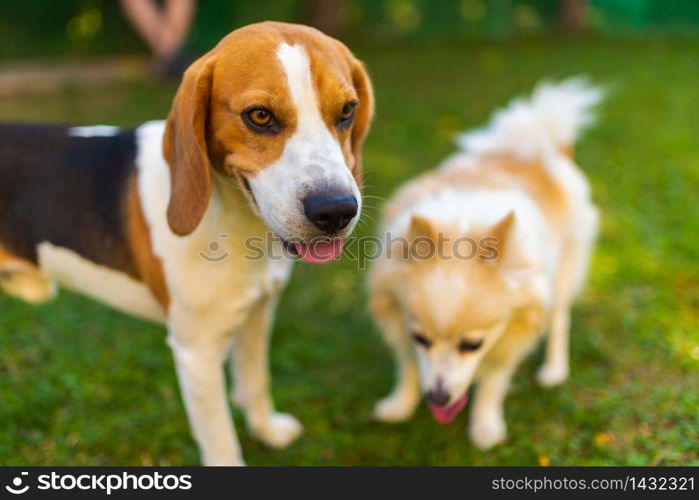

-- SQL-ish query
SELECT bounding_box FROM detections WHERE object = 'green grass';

[1,36,698,466]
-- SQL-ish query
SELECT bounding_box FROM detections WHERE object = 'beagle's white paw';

[470,416,507,450]
[202,454,245,466]
[537,363,569,387]
[251,412,303,449]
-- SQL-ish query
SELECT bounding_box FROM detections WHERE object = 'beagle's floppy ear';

[163,54,216,236]
[348,56,374,188]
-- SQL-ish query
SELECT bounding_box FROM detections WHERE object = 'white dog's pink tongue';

[294,239,344,264]
[428,394,468,424]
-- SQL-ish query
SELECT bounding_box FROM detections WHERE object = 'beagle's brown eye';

[458,339,483,353]
[248,108,272,126]
[412,332,432,349]
[338,101,357,129]
[341,102,356,119]
[243,106,280,134]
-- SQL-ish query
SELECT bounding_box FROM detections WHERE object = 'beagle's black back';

[0,123,138,275]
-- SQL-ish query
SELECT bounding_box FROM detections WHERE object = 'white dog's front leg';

[372,297,420,423]
[469,369,512,450]
[230,296,302,449]
[169,334,243,466]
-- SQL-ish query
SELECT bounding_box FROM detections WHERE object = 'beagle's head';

[163,22,374,263]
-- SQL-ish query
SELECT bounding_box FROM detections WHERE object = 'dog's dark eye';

[458,339,483,353]
[337,101,357,129]
[243,107,280,133]
[412,332,432,349]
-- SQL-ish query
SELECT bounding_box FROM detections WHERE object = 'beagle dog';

[0,22,373,465]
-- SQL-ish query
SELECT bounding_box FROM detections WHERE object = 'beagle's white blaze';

[276,43,320,134]
[37,242,165,323]
[243,43,361,241]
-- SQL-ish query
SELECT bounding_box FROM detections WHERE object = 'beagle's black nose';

[426,387,451,407]
[303,194,358,233]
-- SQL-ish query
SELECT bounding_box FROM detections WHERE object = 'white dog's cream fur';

[370,78,601,450]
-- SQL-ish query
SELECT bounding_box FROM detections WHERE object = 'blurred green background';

[0,0,697,465]
[3,0,699,59]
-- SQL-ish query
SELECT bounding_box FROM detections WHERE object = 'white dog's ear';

[408,215,437,242]
[390,215,438,262]
[480,211,515,262]
[484,211,541,290]
[408,215,439,262]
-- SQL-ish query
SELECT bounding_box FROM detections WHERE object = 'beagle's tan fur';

[0,22,373,465]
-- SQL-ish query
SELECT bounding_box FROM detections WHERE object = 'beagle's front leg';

[230,295,302,448]
[167,325,243,466]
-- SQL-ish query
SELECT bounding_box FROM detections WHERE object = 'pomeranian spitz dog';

[369,78,602,449]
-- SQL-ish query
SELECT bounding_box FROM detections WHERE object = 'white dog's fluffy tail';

[456,77,603,160]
